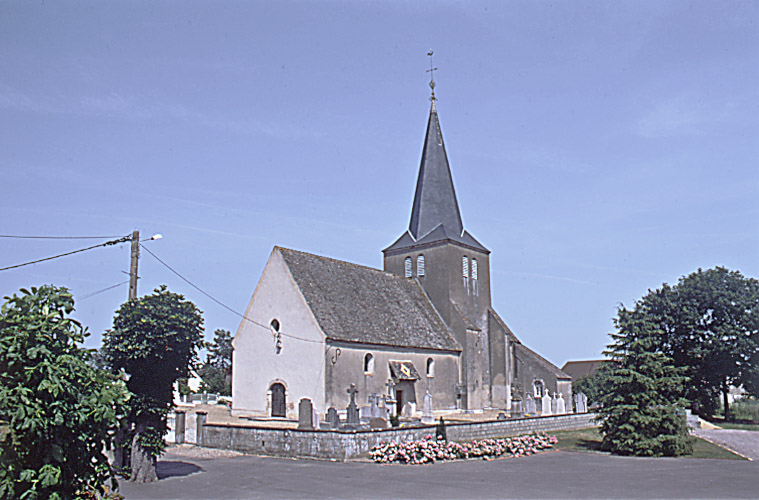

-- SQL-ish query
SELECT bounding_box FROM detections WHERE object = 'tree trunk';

[722,381,731,422]
[130,421,157,482]
[110,419,132,474]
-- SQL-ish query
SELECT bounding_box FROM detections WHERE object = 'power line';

[0,234,125,240]
[0,235,132,272]
[79,280,130,300]
[140,244,322,344]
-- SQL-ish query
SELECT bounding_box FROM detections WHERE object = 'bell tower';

[383,68,495,408]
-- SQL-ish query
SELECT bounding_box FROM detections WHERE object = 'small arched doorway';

[270,383,286,417]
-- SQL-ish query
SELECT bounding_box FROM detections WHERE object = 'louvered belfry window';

[417,255,425,276]
[462,256,469,278]
[472,259,478,280]
[404,257,412,278]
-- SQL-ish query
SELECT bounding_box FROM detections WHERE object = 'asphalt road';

[119,449,759,500]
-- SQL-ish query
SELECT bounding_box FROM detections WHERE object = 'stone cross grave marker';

[346,384,360,424]
[550,393,558,414]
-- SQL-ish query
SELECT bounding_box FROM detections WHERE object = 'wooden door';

[271,383,286,417]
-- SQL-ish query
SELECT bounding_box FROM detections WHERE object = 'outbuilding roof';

[277,247,461,352]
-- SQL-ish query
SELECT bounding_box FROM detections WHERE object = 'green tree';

[198,328,233,396]
[629,268,759,418]
[0,286,128,500]
[102,285,204,483]
[598,304,693,456]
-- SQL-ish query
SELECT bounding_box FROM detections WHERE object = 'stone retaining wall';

[198,413,597,461]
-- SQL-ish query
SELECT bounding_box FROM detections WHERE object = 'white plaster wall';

[232,248,326,417]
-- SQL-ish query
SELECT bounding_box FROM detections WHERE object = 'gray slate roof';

[408,101,463,240]
[384,102,488,254]
[514,343,572,380]
[277,247,461,352]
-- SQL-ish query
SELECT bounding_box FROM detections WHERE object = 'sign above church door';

[389,361,421,381]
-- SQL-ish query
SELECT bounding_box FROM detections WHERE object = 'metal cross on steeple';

[426,50,438,101]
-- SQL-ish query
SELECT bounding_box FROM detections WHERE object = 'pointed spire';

[408,100,463,239]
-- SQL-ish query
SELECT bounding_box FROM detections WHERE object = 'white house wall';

[232,249,326,418]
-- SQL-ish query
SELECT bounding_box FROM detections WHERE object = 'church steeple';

[408,102,463,239]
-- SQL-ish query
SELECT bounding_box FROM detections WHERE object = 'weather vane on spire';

[426,50,438,102]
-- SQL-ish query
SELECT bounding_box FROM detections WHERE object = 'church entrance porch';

[389,361,420,416]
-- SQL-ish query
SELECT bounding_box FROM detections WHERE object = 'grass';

[552,427,747,460]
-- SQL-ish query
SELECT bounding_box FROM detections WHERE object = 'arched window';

[270,319,282,354]
[417,255,425,276]
[426,358,435,378]
[534,380,544,398]
[364,353,374,374]
[471,259,478,280]
[404,257,412,278]
[462,256,469,278]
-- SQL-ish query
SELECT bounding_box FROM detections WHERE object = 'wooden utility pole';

[129,230,139,300]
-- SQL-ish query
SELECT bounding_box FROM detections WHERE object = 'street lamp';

[128,231,162,300]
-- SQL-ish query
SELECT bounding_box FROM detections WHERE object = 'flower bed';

[369,432,558,464]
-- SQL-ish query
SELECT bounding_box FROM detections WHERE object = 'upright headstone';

[298,398,314,430]
[510,396,523,418]
[551,393,558,414]
[359,406,372,421]
[574,393,588,413]
[195,411,207,446]
[327,407,340,429]
[312,407,319,430]
[541,390,552,416]
[369,394,382,418]
[346,384,360,424]
[557,393,566,414]
[421,391,434,424]
[525,394,537,415]
[174,410,186,444]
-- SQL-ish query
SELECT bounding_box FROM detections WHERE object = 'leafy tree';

[629,268,759,418]
[0,286,128,500]
[598,303,693,456]
[102,285,204,483]
[198,328,233,395]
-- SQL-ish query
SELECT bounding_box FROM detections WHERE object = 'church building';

[232,91,571,419]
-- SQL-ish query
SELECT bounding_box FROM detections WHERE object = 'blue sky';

[1,1,757,368]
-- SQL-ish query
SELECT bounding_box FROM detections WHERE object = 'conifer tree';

[598,304,693,456]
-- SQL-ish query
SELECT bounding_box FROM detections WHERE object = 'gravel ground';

[692,428,758,460]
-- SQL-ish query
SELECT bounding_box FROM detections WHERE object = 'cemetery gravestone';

[550,394,558,414]
[346,384,360,424]
[557,393,566,414]
[298,398,314,430]
[542,391,552,416]
[327,407,340,429]
[422,391,434,424]
[525,394,537,415]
